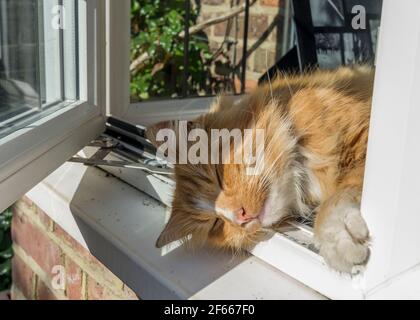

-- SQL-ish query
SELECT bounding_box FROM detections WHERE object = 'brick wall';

[10,197,138,300]
[198,0,290,90]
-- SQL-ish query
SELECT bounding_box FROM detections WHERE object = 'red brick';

[13,201,51,230]
[87,277,118,300]
[214,12,270,40]
[12,255,34,299]
[65,258,83,300]
[87,278,104,300]
[12,213,63,276]
[248,15,269,39]
[234,76,257,93]
[54,224,123,292]
[261,0,283,7]
[212,8,240,37]
[35,206,52,230]
[198,13,213,24]
[122,285,139,300]
[54,223,90,260]
[21,196,33,207]
[37,281,57,300]
[270,26,278,42]
[214,21,230,37]
[253,48,276,72]
[235,14,269,39]
[209,40,222,53]
[235,14,244,36]
[12,199,138,301]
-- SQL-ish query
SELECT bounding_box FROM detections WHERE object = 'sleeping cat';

[147,66,373,273]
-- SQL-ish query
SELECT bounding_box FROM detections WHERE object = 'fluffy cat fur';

[147,66,373,273]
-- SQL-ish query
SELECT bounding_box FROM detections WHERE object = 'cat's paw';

[315,206,370,273]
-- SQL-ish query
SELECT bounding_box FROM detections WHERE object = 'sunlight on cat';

[147,66,373,273]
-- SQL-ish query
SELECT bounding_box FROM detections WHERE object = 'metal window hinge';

[68,137,173,176]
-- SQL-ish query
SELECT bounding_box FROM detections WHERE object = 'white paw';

[315,206,370,273]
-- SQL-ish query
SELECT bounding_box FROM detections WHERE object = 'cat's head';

[147,97,300,252]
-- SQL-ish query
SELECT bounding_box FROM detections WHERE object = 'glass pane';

[315,33,342,68]
[130,0,382,102]
[242,0,295,93]
[0,0,79,138]
[305,0,382,69]
[130,0,295,101]
[345,0,382,14]
[310,0,345,27]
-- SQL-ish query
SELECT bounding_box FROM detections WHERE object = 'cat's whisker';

[280,70,294,98]
[266,50,274,104]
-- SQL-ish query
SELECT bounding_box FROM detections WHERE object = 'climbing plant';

[130,0,214,101]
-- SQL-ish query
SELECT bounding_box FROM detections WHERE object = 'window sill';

[25,159,325,300]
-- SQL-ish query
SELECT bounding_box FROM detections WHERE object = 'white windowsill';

[25,160,325,300]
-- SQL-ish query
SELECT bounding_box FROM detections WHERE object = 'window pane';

[0,0,79,138]
[310,0,345,27]
[130,0,382,102]
[311,0,383,69]
[130,0,295,101]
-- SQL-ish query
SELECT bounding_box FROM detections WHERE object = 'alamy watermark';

[351,5,367,30]
[48,3,369,178]
[51,265,81,291]
[155,121,265,176]
[51,5,65,30]
[49,4,368,31]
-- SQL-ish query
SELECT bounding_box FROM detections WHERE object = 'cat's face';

[147,98,299,251]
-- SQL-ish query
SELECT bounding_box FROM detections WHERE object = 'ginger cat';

[147,66,373,273]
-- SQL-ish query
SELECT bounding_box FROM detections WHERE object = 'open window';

[0,0,105,213]
[4,0,420,299]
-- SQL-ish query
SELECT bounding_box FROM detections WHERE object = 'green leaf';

[0,247,13,260]
[132,0,140,11]
[130,0,214,100]
[0,208,12,230]
[0,207,12,292]
[0,260,11,277]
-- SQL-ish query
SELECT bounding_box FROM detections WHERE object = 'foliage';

[0,208,12,292]
[130,0,214,100]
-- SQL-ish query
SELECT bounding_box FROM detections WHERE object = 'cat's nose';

[235,207,254,225]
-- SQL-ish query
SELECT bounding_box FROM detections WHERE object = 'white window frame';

[0,0,106,213]
[104,0,420,299]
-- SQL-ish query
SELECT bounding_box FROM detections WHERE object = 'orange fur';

[148,66,374,266]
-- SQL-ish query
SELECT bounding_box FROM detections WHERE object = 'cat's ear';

[155,210,212,248]
[155,212,189,248]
